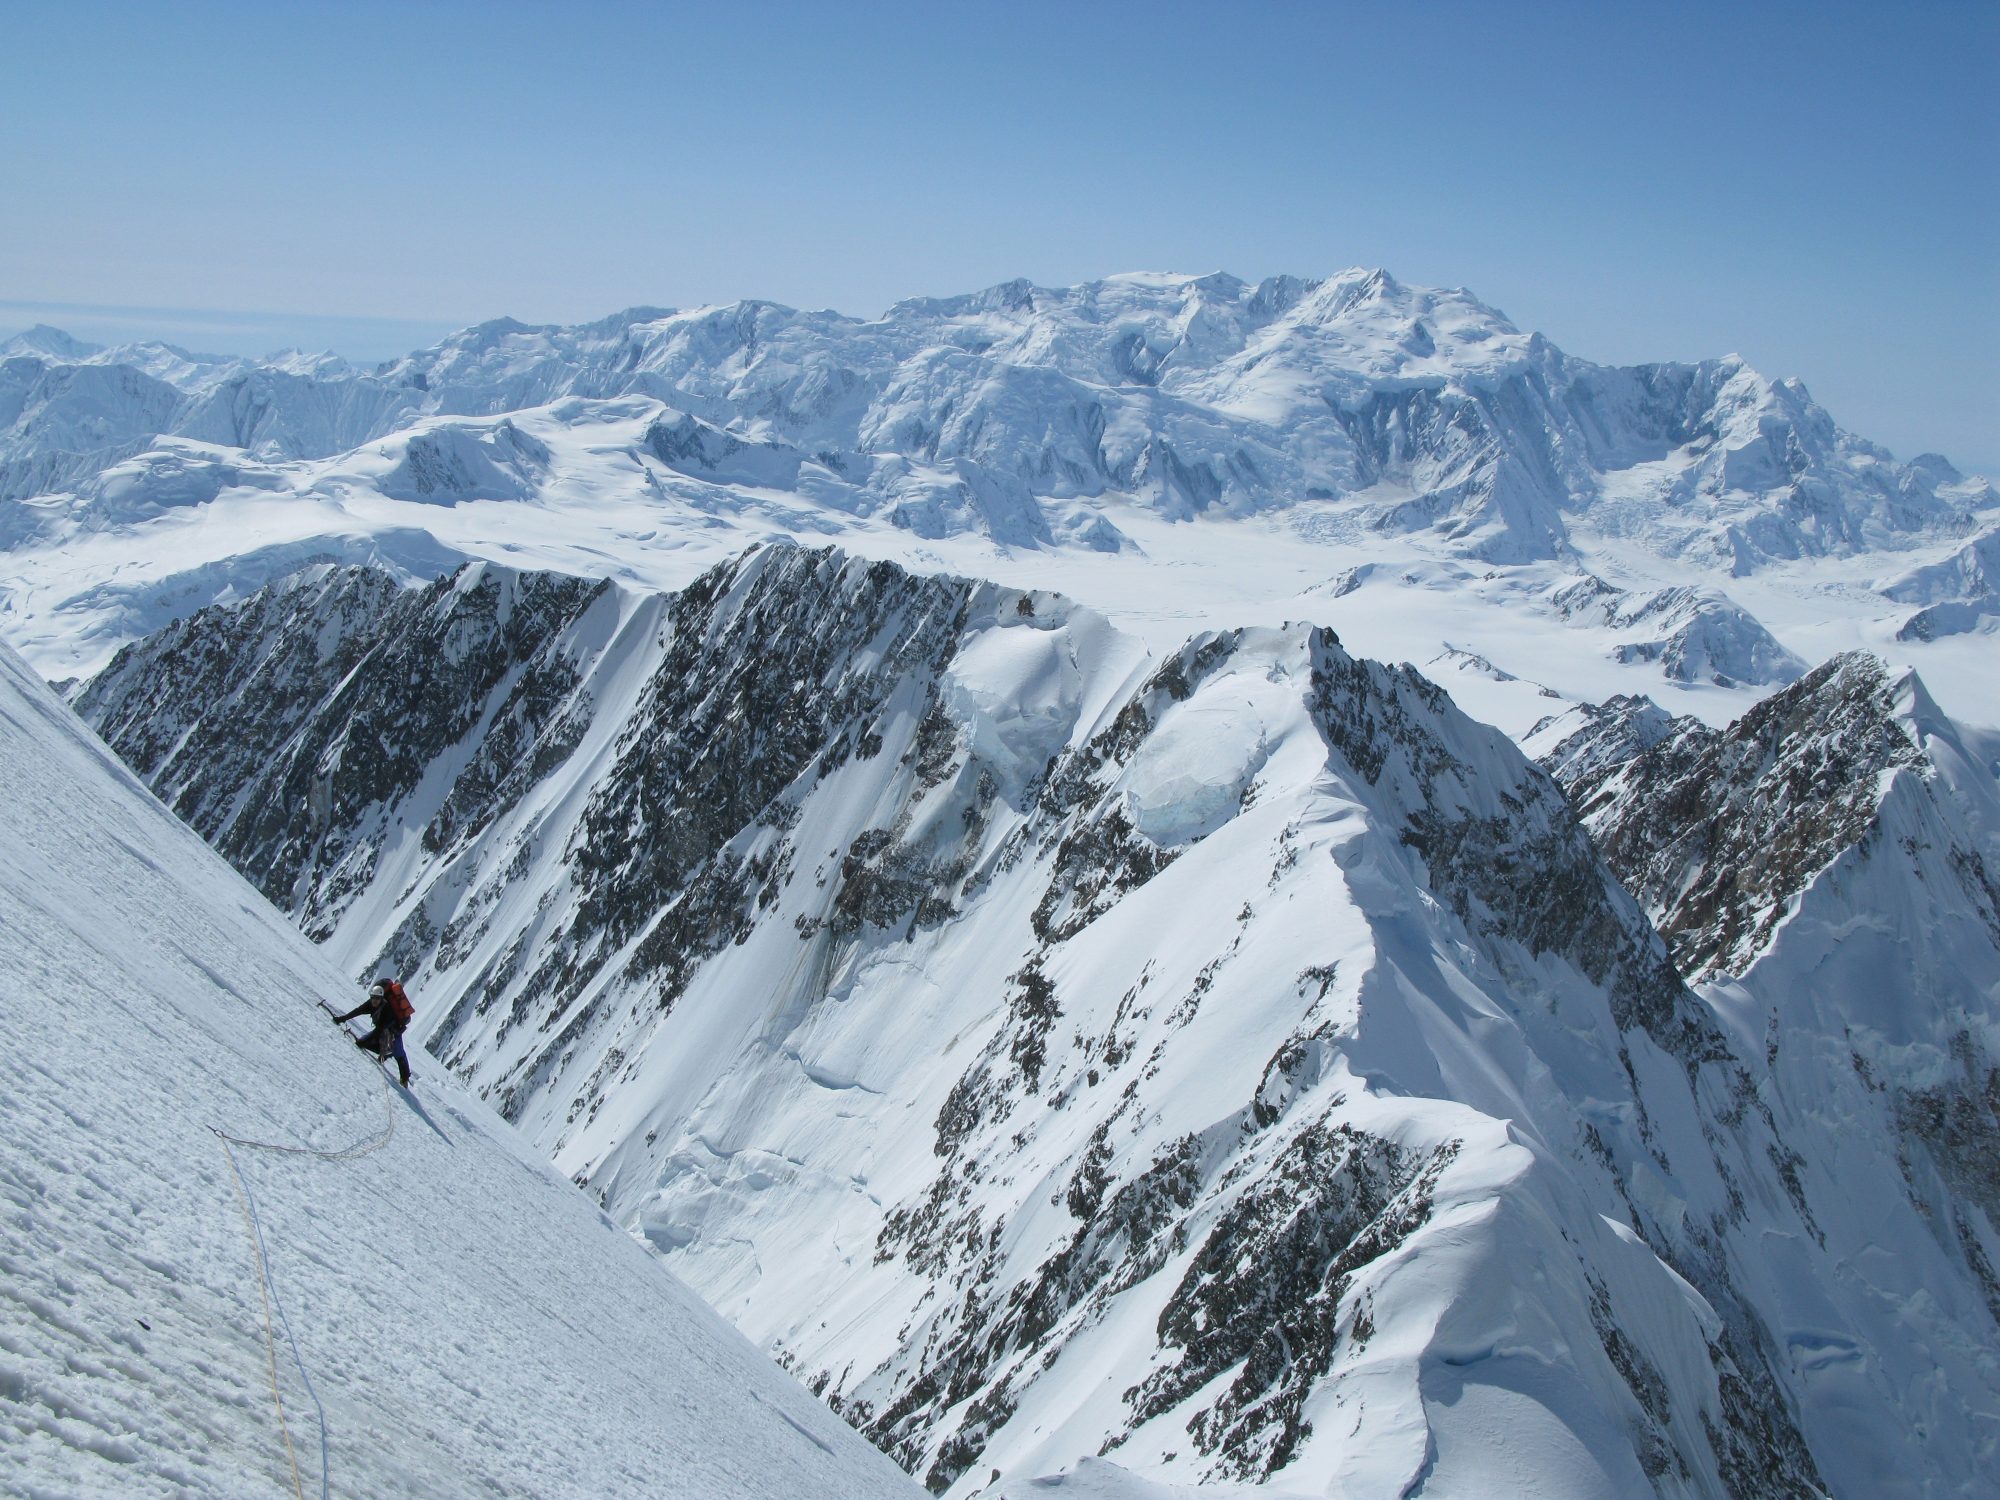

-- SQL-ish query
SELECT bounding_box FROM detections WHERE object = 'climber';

[332,977,414,1086]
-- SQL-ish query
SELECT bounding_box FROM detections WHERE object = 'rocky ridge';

[76,543,2000,1494]
[1538,654,2000,1485]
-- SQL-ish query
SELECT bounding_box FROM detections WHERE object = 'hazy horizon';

[6,0,1994,472]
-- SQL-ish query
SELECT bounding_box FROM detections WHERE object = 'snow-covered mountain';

[0,636,918,1497]
[3,272,1984,564]
[4,269,1994,735]
[76,543,2000,1494]
[15,266,2000,1493]
[1533,657,2000,1472]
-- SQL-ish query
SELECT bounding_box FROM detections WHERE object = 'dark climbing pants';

[356,1025,411,1085]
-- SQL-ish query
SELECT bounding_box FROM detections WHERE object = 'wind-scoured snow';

[0,641,920,1498]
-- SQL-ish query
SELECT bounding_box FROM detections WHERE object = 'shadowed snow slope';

[1538,656,2000,1492]
[0,642,919,1498]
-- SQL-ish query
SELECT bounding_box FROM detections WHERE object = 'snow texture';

[0,641,920,1498]
[10,264,2000,1497]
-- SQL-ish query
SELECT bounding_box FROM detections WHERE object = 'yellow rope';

[216,1132,309,1500]
[209,1004,399,1496]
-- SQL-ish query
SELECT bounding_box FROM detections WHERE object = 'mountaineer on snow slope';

[332,977,414,1086]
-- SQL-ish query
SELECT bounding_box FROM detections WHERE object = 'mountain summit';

[1,268,1991,699]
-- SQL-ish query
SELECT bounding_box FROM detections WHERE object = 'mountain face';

[0,638,919,1499]
[5,271,1994,707]
[1542,655,1953,980]
[1535,655,2000,1487]
[77,542,2000,1495]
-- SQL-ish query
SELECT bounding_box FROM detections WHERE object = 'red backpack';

[379,979,414,1026]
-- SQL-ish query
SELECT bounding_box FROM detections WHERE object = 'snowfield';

[0,642,920,1498]
[1,268,1993,737]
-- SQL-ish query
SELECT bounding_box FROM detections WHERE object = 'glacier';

[1,268,1993,734]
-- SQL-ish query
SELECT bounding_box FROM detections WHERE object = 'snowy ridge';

[77,542,1998,1494]
[1536,653,1998,982]
[1537,655,2000,1488]
[0,639,919,1497]
[3,269,1994,736]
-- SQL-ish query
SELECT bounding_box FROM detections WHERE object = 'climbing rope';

[214,1006,399,1160]
[211,1073,395,1160]
[211,1007,399,1498]
[215,1131,324,1500]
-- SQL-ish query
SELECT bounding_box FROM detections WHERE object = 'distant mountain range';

[1,269,1992,728]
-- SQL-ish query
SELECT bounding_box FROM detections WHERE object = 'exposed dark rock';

[77,544,1958,1495]
[1541,652,1926,980]
[1310,633,1726,1069]
[1133,1124,1458,1481]
[76,563,607,940]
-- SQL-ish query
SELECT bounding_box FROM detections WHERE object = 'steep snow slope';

[4,270,1992,733]
[1536,655,2000,1490]
[0,642,919,1498]
[79,543,1996,1495]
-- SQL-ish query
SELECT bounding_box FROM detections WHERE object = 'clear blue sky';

[5,0,1995,471]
